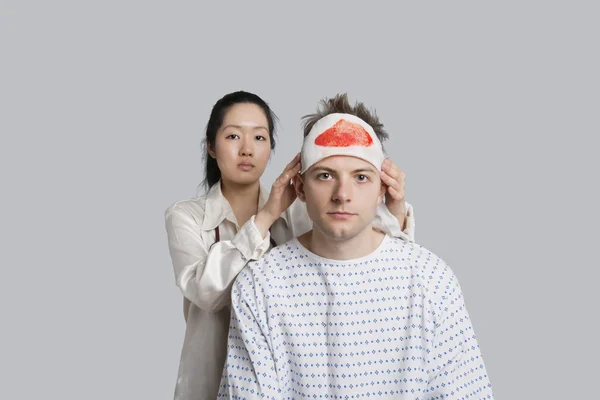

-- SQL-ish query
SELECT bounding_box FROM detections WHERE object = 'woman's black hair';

[201,91,278,190]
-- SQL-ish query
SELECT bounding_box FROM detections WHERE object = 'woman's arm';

[165,205,272,314]
[168,156,302,317]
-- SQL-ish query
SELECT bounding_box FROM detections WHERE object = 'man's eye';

[318,173,331,179]
[357,175,368,182]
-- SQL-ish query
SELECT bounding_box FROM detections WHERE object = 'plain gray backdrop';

[1,1,598,399]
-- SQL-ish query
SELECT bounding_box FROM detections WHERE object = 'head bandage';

[300,113,385,174]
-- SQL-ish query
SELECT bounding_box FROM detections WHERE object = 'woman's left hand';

[380,157,407,230]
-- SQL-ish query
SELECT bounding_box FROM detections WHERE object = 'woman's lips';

[238,163,254,171]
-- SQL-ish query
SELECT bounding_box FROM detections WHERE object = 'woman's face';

[209,103,272,186]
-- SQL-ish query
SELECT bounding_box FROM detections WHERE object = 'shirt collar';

[201,180,270,231]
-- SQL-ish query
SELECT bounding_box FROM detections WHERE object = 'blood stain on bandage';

[314,119,373,147]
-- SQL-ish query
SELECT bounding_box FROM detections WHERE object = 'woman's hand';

[380,157,407,230]
[255,153,302,236]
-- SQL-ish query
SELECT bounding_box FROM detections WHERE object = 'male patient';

[217,94,493,399]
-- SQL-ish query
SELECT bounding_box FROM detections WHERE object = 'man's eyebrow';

[351,168,377,174]
[312,167,336,173]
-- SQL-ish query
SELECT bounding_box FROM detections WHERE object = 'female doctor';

[164,91,415,400]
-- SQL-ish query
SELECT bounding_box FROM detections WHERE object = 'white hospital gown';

[218,235,493,399]
[165,181,416,400]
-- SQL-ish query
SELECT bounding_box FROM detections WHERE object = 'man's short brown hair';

[301,93,389,145]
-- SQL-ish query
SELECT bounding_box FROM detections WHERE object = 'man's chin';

[318,225,359,241]
[316,220,378,242]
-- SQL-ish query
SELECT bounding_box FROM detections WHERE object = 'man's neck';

[299,226,385,261]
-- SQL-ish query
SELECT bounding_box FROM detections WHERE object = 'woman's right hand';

[255,153,302,236]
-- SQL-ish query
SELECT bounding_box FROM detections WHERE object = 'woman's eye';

[226,134,239,139]
[255,135,266,141]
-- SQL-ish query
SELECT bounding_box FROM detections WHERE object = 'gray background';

[1,1,598,399]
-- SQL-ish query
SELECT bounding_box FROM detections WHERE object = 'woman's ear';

[293,174,306,202]
[207,139,216,159]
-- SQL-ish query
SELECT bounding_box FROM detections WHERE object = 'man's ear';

[377,182,387,204]
[292,174,306,202]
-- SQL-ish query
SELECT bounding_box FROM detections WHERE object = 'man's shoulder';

[384,236,457,282]
[237,238,299,287]
[232,260,266,301]
[381,238,464,313]
[246,238,297,272]
[383,236,439,260]
[232,243,296,308]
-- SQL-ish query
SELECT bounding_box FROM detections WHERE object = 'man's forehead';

[307,155,378,173]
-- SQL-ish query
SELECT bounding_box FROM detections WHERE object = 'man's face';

[295,155,386,241]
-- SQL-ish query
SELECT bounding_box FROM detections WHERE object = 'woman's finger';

[275,160,301,187]
[284,153,301,171]
[382,159,402,180]
[284,162,302,182]
[380,170,402,192]
[387,185,404,200]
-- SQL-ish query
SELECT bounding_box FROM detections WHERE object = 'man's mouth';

[327,211,356,220]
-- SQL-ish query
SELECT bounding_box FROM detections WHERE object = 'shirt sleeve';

[372,200,416,242]
[165,205,272,313]
[423,263,494,399]
[218,265,283,399]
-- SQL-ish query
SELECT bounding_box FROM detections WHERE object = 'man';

[217,94,494,399]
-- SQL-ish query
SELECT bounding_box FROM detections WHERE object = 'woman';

[164,91,415,400]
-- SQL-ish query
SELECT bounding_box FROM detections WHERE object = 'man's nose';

[332,177,352,203]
